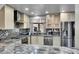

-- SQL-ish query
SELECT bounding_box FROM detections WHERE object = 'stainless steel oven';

[22,37,28,44]
[44,36,53,45]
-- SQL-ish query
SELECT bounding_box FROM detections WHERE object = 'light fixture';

[45,11,49,14]
[25,8,29,11]
[34,16,40,19]
[31,12,34,14]
[61,8,65,12]
[61,10,65,12]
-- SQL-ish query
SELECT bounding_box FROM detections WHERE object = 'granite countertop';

[0,44,79,54]
[0,38,21,53]
[0,34,29,42]
[0,34,78,54]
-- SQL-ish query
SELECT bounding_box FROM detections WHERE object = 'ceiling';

[9,4,75,16]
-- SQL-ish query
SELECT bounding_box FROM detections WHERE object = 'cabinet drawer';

[53,36,60,47]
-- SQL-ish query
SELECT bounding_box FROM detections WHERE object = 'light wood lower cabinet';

[28,37,31,44]
[31,36,37,44]
[31,36,44,45]
[53,36,61,47]
[31,36,61,46]
[38,36,44,45]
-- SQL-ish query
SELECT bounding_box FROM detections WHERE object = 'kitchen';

[0,4,78,54]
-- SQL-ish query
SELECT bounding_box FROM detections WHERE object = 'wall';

[75,5,79,48]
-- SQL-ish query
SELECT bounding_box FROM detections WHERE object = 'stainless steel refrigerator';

[61,22,75,47]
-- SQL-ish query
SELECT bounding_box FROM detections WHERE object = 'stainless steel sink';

[11,37,19,39]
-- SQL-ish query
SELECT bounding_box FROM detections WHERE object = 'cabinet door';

[53,36,60,47]
[28,37,31,44]
[38,36,44,45]
[31,36,38,44]
[31,36,44,45]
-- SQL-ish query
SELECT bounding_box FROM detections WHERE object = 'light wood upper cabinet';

[5,5,14,29]
[0,5,30,29]
[21,14,30,28]
[14,10,30,29]
[46,14,60,28]
[60,13,75,22]
[0,6,5,29]
[0,5,14,29]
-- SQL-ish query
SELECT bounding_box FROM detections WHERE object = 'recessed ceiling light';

[45,11,49,14]
[31,12,34,14]
[62,10,65,12]
[34,16,40,19]
[25,8,29,11]
[61,8,65,12]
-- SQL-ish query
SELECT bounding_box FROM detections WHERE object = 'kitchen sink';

[11,37,19,39]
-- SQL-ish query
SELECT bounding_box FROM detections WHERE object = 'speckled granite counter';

[0,39,21,53]
[0,34,79,54]
[0,44,79,54]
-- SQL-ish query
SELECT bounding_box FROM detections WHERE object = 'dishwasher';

[44,36,53,45]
